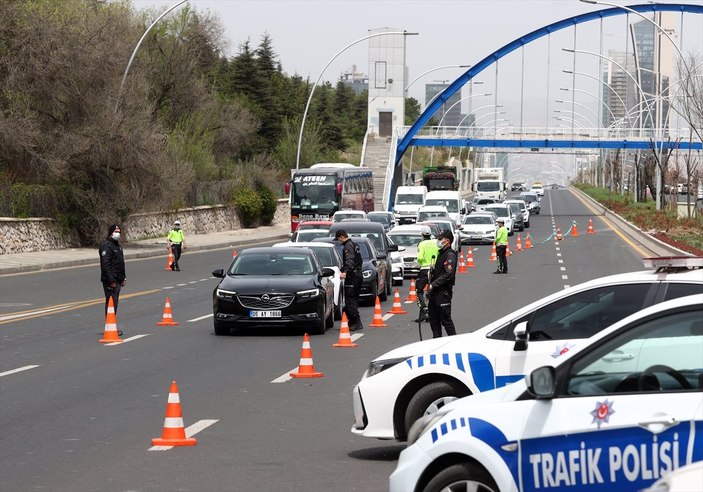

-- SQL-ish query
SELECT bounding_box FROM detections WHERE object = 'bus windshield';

[292,175,338,208]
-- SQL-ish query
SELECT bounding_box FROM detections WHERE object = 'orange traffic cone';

[165,248,174,270]
[466,248,476,267]
[232,248,238,258]
[405,278,418,302]
[489,242,497,262]
[587,219,596,235]
[572,222,579,237]
[516,234,523,252]
[99,296,123,343]
[290,333,323,378]
[369,296,387,327]
[525,234,533,249]
[151,380,197,446]
[506,242,511,257]
[556,227,563,241]
[458,252,467,274]
[388,289,408,314]
[333,313,358,348]
[156,297,179,326]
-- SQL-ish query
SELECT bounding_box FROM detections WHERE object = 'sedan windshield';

[230,253,314,275]
[464,216,494,225]
[295,230,328,242]
[486,207,509,218]
[388,234,422,247]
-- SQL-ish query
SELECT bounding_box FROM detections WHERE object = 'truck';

[421,166,458,191]
[472,167,506,201]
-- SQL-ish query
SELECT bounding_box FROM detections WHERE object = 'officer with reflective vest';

[415,226,439,322]
[167,220,186,271]
[427,229,457,338]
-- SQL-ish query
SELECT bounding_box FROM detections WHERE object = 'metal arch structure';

[395,2,703,167]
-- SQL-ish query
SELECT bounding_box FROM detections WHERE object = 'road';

[0,188,660,491]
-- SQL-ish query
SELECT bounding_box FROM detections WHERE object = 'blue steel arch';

[395,3,703,165]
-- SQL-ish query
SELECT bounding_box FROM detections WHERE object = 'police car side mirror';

[212,269,225,278]
[526,366,556,399]
[513,321,528,351]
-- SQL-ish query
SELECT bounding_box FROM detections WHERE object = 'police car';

[389,294,703,492]
[351,257,703,441]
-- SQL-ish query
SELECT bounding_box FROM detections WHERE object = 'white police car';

[390,294,703,492]
[352,257,703,441]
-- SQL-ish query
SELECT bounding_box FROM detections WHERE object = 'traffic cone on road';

[506,242,511,257]
[388,289,408,314]
[156,297,179,326]
[99,297,123,344]
[556,227,563,241]
[333,313,358,348]
[587,219,596,235]
[232,248,238,259]
[151,380,197,446]
[489,242,497,262]
[290,334,323,378]
[369,296,387,327]
[466,248,476,267]
[165,249,174,270]
[405,278,418,302]
[458,252,468,274]
[516,234,523,252]
[525,234,534,249]
[571,221,579,237]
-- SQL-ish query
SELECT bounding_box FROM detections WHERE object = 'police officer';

[494,218,508,274]
[167,220,186,271]
[427,229,457,338]
[99,224,126,335]
[414,226,439,322]
[335,229,364,331]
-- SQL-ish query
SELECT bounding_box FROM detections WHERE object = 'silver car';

[460,213,497,245]
[387,225,427,277]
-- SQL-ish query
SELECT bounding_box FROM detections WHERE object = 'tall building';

[424,83,464,127]
[367,28,408,137]
[341,65,368,96]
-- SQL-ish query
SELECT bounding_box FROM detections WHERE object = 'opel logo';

[261,294,270,303]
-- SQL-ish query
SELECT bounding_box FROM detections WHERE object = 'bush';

[256,183,278,225]
[232,184,262,227]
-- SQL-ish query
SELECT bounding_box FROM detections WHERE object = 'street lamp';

[435,92,493,133]
[555,101,601,127]
[560,87,616,126]
[295,30,419,170]
[404,65,471,93]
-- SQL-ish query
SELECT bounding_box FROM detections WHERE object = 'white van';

[423,190,466,226]
[393,186,427,224]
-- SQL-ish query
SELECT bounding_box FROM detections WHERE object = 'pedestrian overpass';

[376,3,703,211]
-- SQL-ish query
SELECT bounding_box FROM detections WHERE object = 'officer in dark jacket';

[427,229,457,338]
[99,224,127,318]
[335,229,364,331]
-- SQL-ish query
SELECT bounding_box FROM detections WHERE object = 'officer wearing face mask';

[99,224,127,328]
[427,229,457,338]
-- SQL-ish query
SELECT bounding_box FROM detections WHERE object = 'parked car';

[367,211,396,232]
[212,247,336,336]
[351,256,703,441]
[313,237,388,305]
[459,212,497,245]
[389,293,703,492]
[273,242,345,320]
[326,221,397,301]
[332,210,367,223]
[416,205,449,223]
[387,224,428,277]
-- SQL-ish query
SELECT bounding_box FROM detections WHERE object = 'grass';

[575,184,703,255]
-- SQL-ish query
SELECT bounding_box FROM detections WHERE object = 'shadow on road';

[348,445,404,462]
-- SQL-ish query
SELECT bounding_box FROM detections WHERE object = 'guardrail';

[381,132,398,212]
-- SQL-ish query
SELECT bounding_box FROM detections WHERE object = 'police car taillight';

[642,256,703,270]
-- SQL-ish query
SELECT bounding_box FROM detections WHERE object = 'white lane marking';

[188,314,213,322]
[382,313,394,321]
[105,334,149,346]
[564,285,571,289]
[556,253,562,257]
[199,279,209,282]
[163,286,174,290]
[558,259,563,264]
[560,267,566,271]
[555,247,560,251]
[271,367,298,384]
[176,283,188,287]
[562,275,569,280]
[0,304,80,322]
[188,281,199,284]
[351,333,364,342]
[0,365,39,378]
[148,419,219,451]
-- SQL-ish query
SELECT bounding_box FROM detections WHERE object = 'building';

[341,65,368,96]
[367,28,408,137]
[424,83,464,127]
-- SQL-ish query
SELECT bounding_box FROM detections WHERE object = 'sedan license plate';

[249,310,282,318]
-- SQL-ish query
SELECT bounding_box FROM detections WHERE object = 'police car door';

[492,284,654,390]
[517,306,703,492]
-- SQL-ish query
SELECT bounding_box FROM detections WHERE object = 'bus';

[285,163,374,231]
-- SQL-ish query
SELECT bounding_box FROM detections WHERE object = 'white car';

[460,213,497,245]
[504,198,530,228]
[643,461,703,492]
[484,203,515,235]
[421,218,461,252]
[416,205,449,223]
[388,224,428,277]
[351,257,703,441]
[273,242,345,320]
[332,210,367,223]
[390,293,703,492]
[387,236,405,286]
[530,183,545,196]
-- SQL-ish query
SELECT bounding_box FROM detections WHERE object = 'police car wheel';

[422,462,498,492]
[404,381,469,438]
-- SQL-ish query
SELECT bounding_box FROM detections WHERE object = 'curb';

[0,233,291,275]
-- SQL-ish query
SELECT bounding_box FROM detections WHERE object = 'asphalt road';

[0,188,657,491]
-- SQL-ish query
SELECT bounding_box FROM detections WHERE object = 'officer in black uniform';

[427,229,457,338]
[99,224,127,334]
[335,229,364,331]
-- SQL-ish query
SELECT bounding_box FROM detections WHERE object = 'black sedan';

[313,237,388,305]
[212,247,336,335]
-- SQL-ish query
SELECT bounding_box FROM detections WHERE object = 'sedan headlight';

[215,288,236,299]
[362,270,373,279]
[297,288,321,299]
[391,255,402,264]
[366,356,410,378]
[406,411,448,446]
